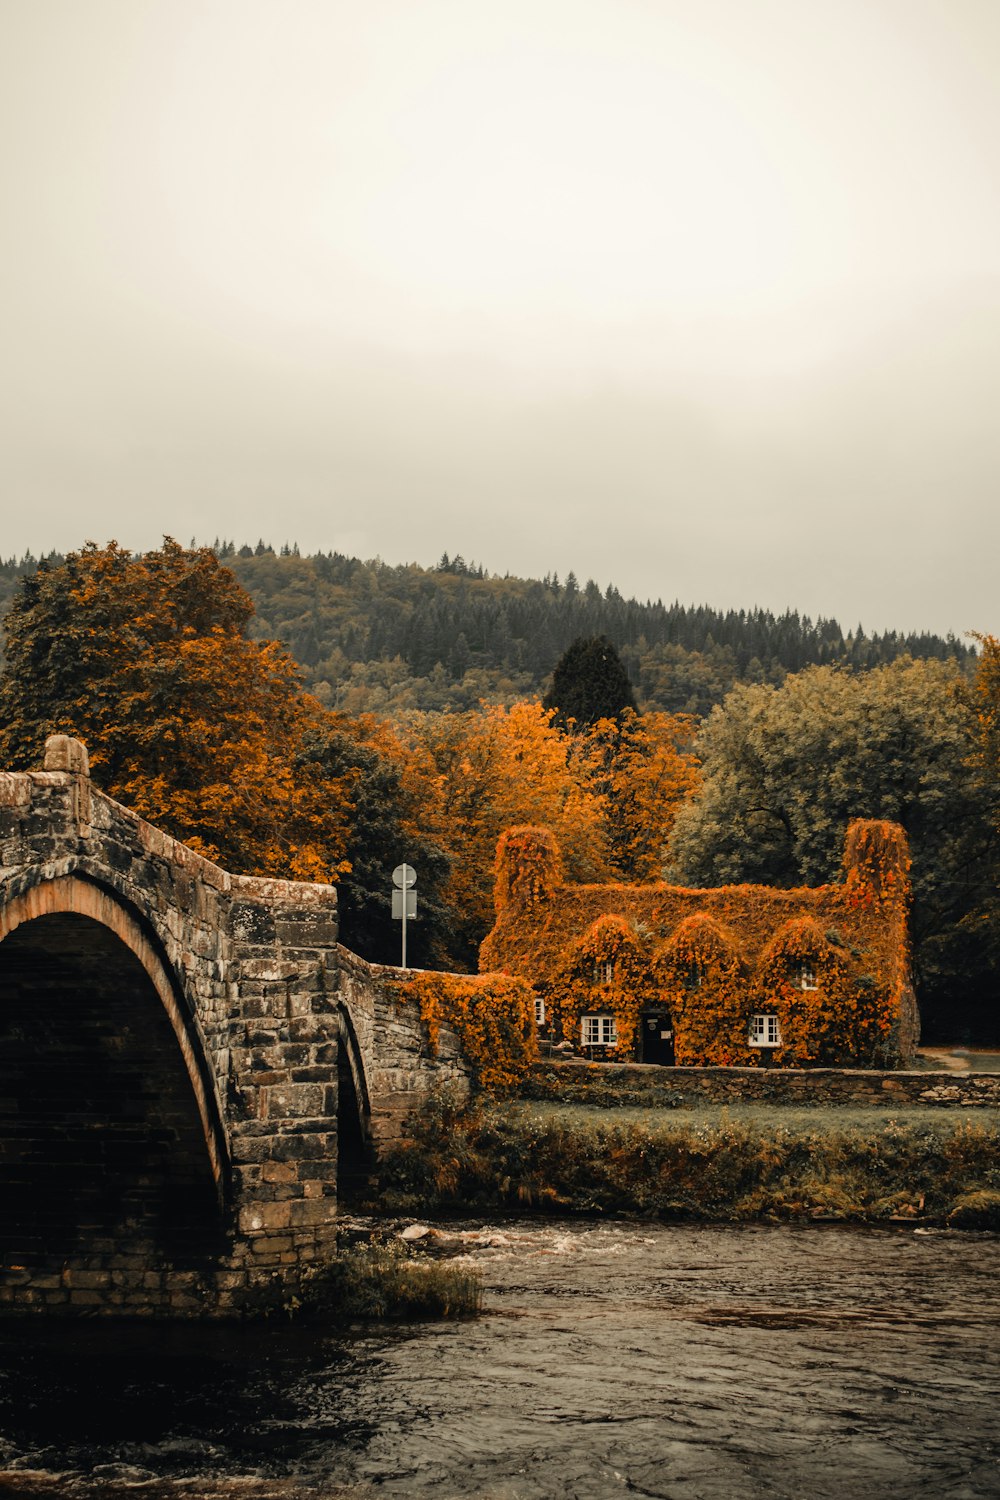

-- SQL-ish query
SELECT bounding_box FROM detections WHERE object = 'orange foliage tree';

[411,702,610,965]
[408,701,703,967]
[0,540,354,882]
[577,709,700,882]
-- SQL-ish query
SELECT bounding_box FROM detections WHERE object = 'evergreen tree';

[543,635,638,729]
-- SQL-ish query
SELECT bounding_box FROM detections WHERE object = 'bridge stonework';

[0,738,471,1317]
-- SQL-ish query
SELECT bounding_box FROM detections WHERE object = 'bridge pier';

[0,738,471,1317]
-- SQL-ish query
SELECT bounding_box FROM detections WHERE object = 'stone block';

[291,1065,335,1084]
[259,1236,294,1256]
[230,903,277,947]
[263,1083,326,1119]
[239,1201,292,1233]
[0,775,31,809]
[68,1270,112,1290]
[169,1271,201,1289]
[262,1160,298,1184]
[289,1197,337,1228]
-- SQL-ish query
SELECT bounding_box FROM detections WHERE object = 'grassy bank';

[364,1094,1000,1227]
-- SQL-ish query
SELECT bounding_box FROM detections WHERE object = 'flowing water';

[1,1221,999,1500]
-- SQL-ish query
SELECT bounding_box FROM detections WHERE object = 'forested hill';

[0,543,973,718]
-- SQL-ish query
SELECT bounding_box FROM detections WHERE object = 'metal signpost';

[391,863,417,968]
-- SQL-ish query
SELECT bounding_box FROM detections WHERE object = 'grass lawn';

[512,1098,1000,1135]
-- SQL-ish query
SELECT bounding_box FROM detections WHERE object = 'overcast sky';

[2,0,998,637]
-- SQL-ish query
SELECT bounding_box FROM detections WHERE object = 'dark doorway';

[640,1012,675,1066]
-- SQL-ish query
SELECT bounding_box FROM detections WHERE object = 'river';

[1,1221,998,1499]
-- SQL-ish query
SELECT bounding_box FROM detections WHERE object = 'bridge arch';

[0,874,230,1269]
[335,1003,373,1195]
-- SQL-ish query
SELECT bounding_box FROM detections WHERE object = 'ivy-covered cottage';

[480,820,918,1069]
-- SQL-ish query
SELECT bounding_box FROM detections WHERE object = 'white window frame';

[799,964,818,991]
[581,1014,618,1047]
[534,995,546,1027]
[748,1012,781,1048]
[592,960,614,985]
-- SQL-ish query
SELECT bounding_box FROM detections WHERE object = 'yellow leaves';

[1,540,356,886]
[654,914,748,1067]
[412,702,607,958]
[492,826,563,915]
[579,709,700,882]
[475,702,606,875]
[843,820,911,910]
[548,913,656,1060]
[399,970,538,1095]
[406,699,703,962]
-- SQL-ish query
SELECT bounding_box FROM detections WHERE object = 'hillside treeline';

[223,544,972,717]
[0,544,972,717]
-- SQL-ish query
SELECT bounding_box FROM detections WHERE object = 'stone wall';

[337,946,472,1146]
[525,1058,1000,1109]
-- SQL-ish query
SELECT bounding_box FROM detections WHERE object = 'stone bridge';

[0,737,471,1317]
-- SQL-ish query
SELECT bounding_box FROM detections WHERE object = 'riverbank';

[362,1093,1000,1225]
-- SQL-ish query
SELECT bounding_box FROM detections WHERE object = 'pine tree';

[543,635,638,730]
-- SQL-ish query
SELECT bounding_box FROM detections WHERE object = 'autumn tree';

[578,709,700,882]
[0,540,354,882]
[412,702,610,966]
[543,635,637,729]
[970,633,1000,826]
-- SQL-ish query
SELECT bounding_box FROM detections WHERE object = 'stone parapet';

[336,946,472,1146]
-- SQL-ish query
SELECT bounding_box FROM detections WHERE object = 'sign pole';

[392,863,417,971]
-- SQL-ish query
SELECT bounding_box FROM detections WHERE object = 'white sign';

[392,863,417,889]
[392,890,417,919]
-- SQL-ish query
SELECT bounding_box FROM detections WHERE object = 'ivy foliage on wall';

[481,821,914,1069]
[398,970,538,1095]
[547,915,660,1059]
